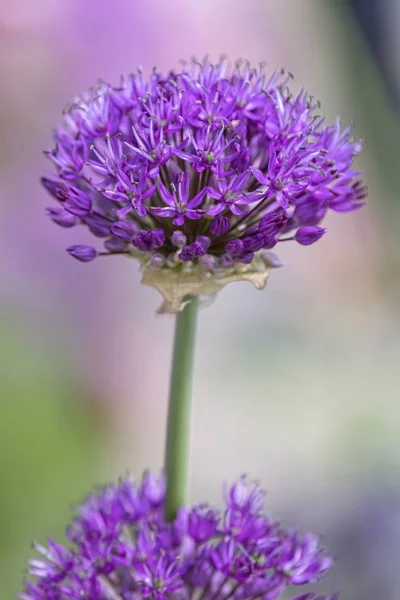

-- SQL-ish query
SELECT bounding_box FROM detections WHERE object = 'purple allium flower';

[42,57,366,274]
[21,474,334,600]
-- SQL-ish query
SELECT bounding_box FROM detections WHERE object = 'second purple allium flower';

[21,473,334,600]
[42,57,366,277]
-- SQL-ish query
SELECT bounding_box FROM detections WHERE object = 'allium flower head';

[42,57,366,310]
[21,473,335,600]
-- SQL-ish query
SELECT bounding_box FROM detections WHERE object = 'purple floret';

[42,57,366,269]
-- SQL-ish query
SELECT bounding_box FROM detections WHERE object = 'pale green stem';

[164,295,198,521]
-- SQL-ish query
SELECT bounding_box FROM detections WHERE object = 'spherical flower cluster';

[21,473,335,600]
[43,57,365,270]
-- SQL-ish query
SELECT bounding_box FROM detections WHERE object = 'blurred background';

[1,0,399,597]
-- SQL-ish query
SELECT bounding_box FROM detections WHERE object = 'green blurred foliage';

[0,320,100,598]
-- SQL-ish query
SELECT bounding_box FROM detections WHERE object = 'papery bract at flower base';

[20,474,335,600]
[42,57,366,309]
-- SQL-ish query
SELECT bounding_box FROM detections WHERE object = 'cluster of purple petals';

[21,473,335,600]
[42,57,366,268]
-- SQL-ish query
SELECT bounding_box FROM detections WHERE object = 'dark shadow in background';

[348,0,399,110]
